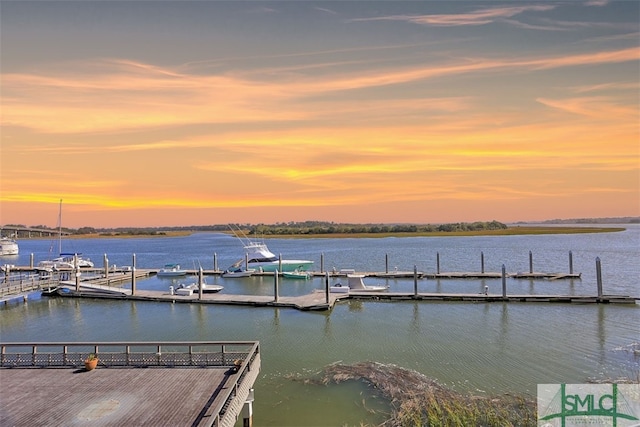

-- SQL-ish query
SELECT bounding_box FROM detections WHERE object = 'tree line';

[245,221,507,235]
[4,221,508,236]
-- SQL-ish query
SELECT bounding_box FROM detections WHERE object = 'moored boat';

[157,264,187,277]
[229,225,314,273]
[282,270,311,280]
[0,236,19,256]
[39,253,94,269]
[243,241,313,273]
[38,200,93,269]
[177,282,224,293]
[222,260,255,278]
[344,274,389,292]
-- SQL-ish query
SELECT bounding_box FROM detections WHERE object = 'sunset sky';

[1,1,638,228]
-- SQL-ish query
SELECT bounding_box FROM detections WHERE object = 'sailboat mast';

[58,199,62,255]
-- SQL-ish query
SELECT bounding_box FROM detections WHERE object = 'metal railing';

[0,341,259,369]
[0,276,59,298]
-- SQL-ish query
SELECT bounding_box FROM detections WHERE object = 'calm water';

[1,226,639,426]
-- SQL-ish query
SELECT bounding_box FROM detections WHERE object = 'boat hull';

[222,270,254,278]
[157,271,187,277]
[249,260,313,273]
[282,271,311,279]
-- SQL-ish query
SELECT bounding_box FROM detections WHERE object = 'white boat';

[177,282,224,294]
[344,274,389,292]
[39,253,94,269]
[244,241,313,273]
[229,225,314,273]
[38,200,94,269]
[157,264,187,277]
[0,236,19,256]
[222,260,255,278]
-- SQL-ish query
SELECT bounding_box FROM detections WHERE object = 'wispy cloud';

[350,5,555,27]
[314,6,337,16]
[585,0,609,6]
[2,45,637,136]
[536,96,638,119]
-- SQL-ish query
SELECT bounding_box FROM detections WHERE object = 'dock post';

[436,252,440,275]
[245,253,249,270]
[325,272,329,303]
[501,264,507,298]
[131,254,136,296]
[214,253,218,272]
[279,254,282,273]
[413,265,418,296]
[320,253,324,274]
[104,254,109,282]
[529,251,533,273]
[596,257,603,298]
[30,253,34,269]
[198,267,203,300]
[74,254,80,291]
[274,269,279,302]
[569,251,573,274]
[481,252,485,274]
[242,389,255,427]
[385,254,389,274]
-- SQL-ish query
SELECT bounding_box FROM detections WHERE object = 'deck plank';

[0,367,232,426]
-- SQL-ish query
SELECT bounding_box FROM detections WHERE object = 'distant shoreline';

[52,225,626,239]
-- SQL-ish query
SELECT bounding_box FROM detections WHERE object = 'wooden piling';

[413,265,418,296]
[74,254,80,291]
[501,264,507,297]
[320,253,324,273]
[104,254,109,282]
[274,269,279,302]
[324,272,329,304]
[529,251,533,274]
[385,254,389,274]
[242,389,255,427]
[596,257,603,298]
[198,267,203,300]
[436,252,440,274]
[131,254,137,296]
[213,253,218,272]
[481,252,485,274]
[569,251,573,274]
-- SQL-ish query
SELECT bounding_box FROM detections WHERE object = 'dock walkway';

[47,284,637,310]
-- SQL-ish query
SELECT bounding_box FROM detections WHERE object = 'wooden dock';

[3,261,636,310]
[49,285,349,311]
[44,283,637,310]
[0,341,260,427]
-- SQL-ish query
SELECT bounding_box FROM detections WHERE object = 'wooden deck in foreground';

[0,342,260,427]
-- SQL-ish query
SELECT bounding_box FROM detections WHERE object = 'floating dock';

[2,256,636,310]
[40,283,638,311]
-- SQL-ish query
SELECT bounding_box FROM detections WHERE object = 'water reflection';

[348,300,363,312]
[410,303,420,334]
